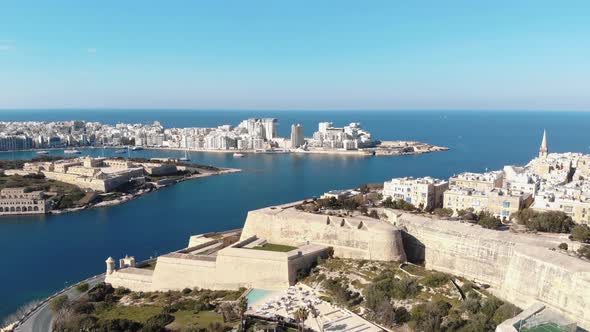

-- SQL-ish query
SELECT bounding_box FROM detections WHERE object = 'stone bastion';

[389,211,590,329]
[240,203,407,262]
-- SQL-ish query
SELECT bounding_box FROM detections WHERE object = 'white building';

[383,176,449,210]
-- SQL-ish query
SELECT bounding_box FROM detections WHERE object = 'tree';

[294,307,309,332]
[558,243,568,250]
[50,294,69,313]
[512,208,574,233]
[478,211,502,229]
[571,224,590,243]
[237,297,248,331]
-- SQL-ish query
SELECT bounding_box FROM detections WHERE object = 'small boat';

[233,153,245,158]
[114,149,127,154]
[64,149,81,154]
[36,150,49,155]
[131,146,143,151]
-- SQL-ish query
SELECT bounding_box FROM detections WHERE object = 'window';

[502,201,510,208]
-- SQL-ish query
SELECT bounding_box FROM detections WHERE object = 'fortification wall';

[394,212,590,329]
[150,255,217,291]
[241,206,406,261]
[214,248,292,290]
[106,268,153,292]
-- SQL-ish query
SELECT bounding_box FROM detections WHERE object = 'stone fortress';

[105,199,589,329]
[15,157,178,192]
[106,229,331,292]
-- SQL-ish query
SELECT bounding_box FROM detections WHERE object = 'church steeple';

[539,129,548,158]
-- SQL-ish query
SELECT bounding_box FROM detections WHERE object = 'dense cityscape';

[0,119,375,152]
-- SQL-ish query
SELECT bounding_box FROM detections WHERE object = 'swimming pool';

[246,289,273,306]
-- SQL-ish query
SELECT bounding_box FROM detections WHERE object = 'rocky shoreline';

[48,168,241,215]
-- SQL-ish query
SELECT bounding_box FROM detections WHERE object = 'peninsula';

[0,119,448,157]
[0,156,239,216]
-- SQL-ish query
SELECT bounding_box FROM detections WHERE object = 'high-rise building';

[262,118,278,141]
[290,124,304,148]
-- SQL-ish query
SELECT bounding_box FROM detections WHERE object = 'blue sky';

[1,1,589,110]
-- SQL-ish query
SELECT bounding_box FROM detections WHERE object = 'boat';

[179,150,190,162]
[233,153,245,158]
[64,149,81,154]
[131,146,143,151]
[36,150,49,155]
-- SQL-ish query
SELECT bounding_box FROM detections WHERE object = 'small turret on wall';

[119,255,136,269]
[106,257,115,275]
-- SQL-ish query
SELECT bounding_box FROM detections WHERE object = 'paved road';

[15,275,105,332]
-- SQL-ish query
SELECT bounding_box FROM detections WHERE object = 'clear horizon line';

[0,108,588,113]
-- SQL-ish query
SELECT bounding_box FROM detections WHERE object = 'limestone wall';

[150,254,218,291]
[241,206,406,262]
[105,238,328,292]
[394,212,590,329]
[106,268,154,292]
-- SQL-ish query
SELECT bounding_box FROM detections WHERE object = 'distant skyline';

[1,1,589,111]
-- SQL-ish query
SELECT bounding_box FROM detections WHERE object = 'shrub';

[368,210,379,219]
[421,272,450,287]
[114,287,131,296]
[492,303,521,326]
[143,313,175,332]
[558,243,568,250]
[478,211,502,229]
[381,197,416,211]
[101,318,142,332]
[464,296,482,314]
[392,277,420,299]
[87,283,115,302]
[571,224,590,242]
[50,295,69,313]
[433,208,453,218]
[578,245,590,259]
[71,300,95,314]
[182,287,192,295]
[394,307,411,324]
[75,282,89,292]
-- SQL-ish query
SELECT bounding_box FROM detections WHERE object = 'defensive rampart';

[241,204,406,262]
[392,211,590,329]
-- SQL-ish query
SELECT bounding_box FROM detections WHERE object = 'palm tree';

[237,297,248,332]
[294,307,309,332]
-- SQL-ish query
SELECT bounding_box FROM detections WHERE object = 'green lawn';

[168,310,231,330]
[249,243,298,252]
[95,305,162,323]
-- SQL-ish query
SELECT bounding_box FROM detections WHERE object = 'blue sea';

[1,109,589,321]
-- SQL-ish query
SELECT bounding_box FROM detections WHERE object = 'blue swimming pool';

[246,289,273,306]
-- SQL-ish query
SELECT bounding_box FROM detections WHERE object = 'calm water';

[1,110,590,320]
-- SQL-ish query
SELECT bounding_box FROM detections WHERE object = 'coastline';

[48,167,241,216]
[0,143,449,158]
